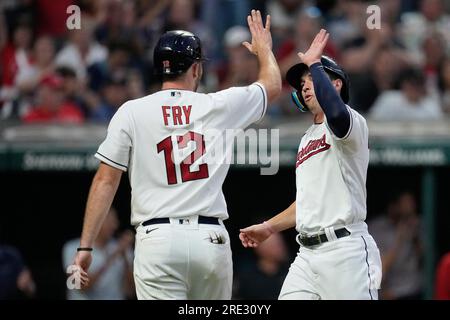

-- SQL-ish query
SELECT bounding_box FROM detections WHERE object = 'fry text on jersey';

[162,105,192,126]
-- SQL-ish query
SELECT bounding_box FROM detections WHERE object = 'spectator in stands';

[90,75,128,123]
[16,36,56,93]
[399,0,450,62]
[339,19,413,113]
[0,20,33,117]
[435,252,450,299]
[348,45,410,113]
[35,0,73,38]
[234,232,289,300]
[369,67,442,121]
[56,66,95,118]
[278,6,339,83]
[276,6,339,115]
[216,26,258,90]
[164,0,214,59]
[126,69,146,100]
[437,56,450,113]
[4,35,57,120]
[0,244,36,299]
[377,0,402,26]
[88,41,132,92]
[326,0,368,49]
[55,15,108,80]
[94,0,140,51]
[421,32,447,95]
[22,74,84,124]
[63,207,134,300]
[131,0,171,60]
[340,23,400,75]
[266,0,304,46]
[369,190,423,300]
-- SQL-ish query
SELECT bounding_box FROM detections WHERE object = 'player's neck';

[313,112,325,124]
[162,80,195,92]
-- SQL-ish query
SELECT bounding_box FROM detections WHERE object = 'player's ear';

[333,78,343,93]
[192,62,202,79]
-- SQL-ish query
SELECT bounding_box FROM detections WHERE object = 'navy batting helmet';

[286,55,349,112]
[153,30,205,76]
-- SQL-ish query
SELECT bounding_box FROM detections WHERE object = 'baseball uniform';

[278,106,382,300]
[95,83,267,299]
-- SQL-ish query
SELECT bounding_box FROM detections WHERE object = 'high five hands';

[297,29,329,67]
[242,10,272,57]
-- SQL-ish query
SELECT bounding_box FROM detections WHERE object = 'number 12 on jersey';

[157,131,209,185]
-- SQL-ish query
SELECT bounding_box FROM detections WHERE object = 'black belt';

[297,227,351,247]
[142,216,220,226]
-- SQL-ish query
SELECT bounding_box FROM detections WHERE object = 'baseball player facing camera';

[240,29,382,300]
[71,10,281,300]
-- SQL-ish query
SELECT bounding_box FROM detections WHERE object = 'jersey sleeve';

[210,82,267,129]
[95,104,132,171]
[325,106,368,153]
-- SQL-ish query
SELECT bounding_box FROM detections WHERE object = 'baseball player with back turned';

[71,10,281,300]
[239,29,382,300]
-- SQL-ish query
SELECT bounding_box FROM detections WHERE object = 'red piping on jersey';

[296,134,331,168]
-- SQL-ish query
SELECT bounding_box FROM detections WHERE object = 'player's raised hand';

[297,29,329,67]
[243,10,272,56]
[239,222,274,248]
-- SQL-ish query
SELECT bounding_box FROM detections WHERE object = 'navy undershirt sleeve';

[309,62,350,138]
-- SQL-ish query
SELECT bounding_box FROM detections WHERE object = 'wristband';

[77,247,93,252]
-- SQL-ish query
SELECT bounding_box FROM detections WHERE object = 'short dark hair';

[108,41,132,55]
[327,71,340,81]
[56,66,77,78]
[394,67,425,89]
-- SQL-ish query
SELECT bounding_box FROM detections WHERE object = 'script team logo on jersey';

[296,134,331,168]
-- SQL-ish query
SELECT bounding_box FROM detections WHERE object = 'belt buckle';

[301,232,322,246]
[314,233,322,244]
[297,233,306,246]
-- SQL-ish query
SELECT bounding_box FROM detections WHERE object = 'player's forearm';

[79,166,121,247]
[257,50,282,103]
[267,201,296,233]
[309,63,350,138]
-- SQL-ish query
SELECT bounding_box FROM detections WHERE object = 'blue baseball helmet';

[286,55,350,112]
[153,30,205,75]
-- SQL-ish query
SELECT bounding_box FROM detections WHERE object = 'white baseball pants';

[133,216,232,300]
[279,222,382,300]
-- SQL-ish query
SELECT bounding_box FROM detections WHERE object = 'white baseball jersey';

[295,106,369,233]
[95,83,267,226]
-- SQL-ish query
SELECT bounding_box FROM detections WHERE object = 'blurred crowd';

[1,0,450,124]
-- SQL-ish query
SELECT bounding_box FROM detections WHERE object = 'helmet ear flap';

[291,91,309,112]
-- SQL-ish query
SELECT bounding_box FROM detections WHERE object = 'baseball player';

[71,10,281,300]
[239,29,382,300]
